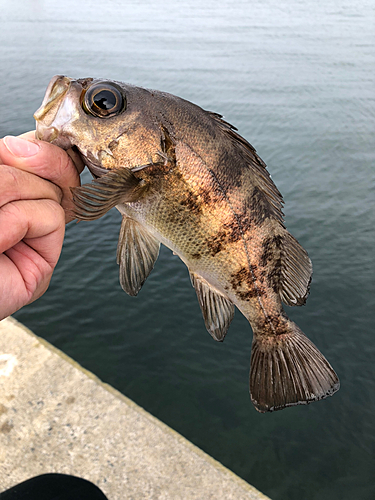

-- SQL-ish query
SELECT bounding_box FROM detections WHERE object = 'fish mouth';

[34,75,73,146]
[34,75,72,124]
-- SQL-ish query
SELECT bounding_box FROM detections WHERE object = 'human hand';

[0,132,84,320]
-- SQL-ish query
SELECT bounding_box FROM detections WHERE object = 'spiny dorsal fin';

[71,168,147,221]
[117,216,160,296]
[280,232,312,306]
[190,272,235,342]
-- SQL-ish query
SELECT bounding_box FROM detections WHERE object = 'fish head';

[34,75,162,176]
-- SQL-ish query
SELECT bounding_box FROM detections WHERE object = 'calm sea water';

[1,0,374,498]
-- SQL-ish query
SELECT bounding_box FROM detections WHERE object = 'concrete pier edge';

[0,316,270,499]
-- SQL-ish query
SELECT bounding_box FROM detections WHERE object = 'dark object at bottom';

[0,474,109,500]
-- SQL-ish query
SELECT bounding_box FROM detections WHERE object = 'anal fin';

[117,216,160,296]
[190,272,234,342]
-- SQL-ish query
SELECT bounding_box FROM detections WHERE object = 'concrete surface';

[0,316,270,500]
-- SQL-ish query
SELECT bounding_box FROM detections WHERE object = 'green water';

[1,0,374,498]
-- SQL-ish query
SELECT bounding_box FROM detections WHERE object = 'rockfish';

[34,76,339,412]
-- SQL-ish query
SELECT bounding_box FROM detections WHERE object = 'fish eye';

[83,82,125,118]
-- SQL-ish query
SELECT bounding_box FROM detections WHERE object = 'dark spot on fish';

[273,235,283,246]
[77,78,94,89]
[66,396,76,405]
[170,168,183,182]
[230,267,249,290]
[267,258,282,294]
[108,139,118,151]
[191,253,202,260]
[260,234,283,267]
[247,186,273,226]
[217,151,243,188]
[224,205,256,243]
[267,270,278,294]
[260,241,273,267]
[205,230,227,256]
[236,289,264,301]
[261,234,283,294]
[223,219,243,243]
[198,188,213,206]
[229,266,266,301]
[259,269,267,284]
[254,311,289,336]
[204,211,253,256]
[209,241,223,256]
[180,190,202,213]
[231,267,252,290]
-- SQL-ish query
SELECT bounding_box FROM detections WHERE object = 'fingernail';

[3,136,40,157]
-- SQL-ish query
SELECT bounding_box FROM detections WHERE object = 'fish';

[34,75,340,412]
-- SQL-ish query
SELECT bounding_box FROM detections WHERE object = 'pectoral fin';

[190,272,234,342]
[71,168,147,221]
[117,216,160,296]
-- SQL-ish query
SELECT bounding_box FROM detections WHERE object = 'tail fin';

[250,322,339,413]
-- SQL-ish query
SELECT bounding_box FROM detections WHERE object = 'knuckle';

[56,149,75,181]
[45,199,66,227]
[0,165,21,206]
[0,199,23,219]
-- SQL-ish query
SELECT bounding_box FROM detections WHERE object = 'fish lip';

[34,75,72,125]
[35,124,59,143]
[34,76,70,115]
[34,75,77,148]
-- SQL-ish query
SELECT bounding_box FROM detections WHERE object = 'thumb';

[0,133,84,222]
